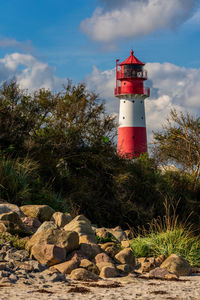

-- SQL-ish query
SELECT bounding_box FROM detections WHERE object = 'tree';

[153,109,200,183]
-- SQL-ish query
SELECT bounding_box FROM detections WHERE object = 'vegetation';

[130,203,200,266]
[0,81,200,230]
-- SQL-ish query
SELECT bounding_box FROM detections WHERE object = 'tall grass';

[130,201,200,267]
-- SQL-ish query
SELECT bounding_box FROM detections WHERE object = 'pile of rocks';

[0,203,193,285]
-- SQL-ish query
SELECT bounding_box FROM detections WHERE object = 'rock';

[48,272,67,282]
[35,221,58,234]
[116,264,133,274]
[95,228,115,240]
[9,274,18,282]
[50,259,80,274]
[66,250,87,262]
[95,253,113,264]
[70,268,99,281]
[80,259,99,275]
[115,248,135,267]
[137,257,158,273]
[160,254,192,276]
[107,226,127,242]
[149,267,179,280]
[121,240,130,248]
[96,262,116,272]
[21,217,41,233]
[31,244,66,266]
[104,244,120,258]
[20,205,55,223]
[0,203,24,217]
[155,254,166,266]
[64,215,96,244]
[4,249,29,262]
[26,228,79,254]
[100,242,116,251]
[100,266,119,278]
[0,212,27,235]
[51,212,72,228]
[80,243,101,260]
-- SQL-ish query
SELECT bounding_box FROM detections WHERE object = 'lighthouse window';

[141,117,143,120]
[132,136,135,139]
[132,100,135,103]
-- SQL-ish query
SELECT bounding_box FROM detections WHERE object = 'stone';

[80,243,101,260]
[70,268,99,281]
[115,248,135,266]
[4,249,29,262]
[160,254,192,276]
[80,259,99,275]
[96,262,116,272]
[64,215,96,244]
[50,259,80,274]
[104,244,120,258]
[66,250,87,262]
[155,254,166,266]
[48,272,67,282]
[116,264,133,273]
[95,228,115,240]
[100,242,116,251]
[26,228,79,254]
[149,267,179,280]
[0,212,27,235]
[100,266,119,278]
[34,221,58,234]
[51,212,72,228]
[95,253,113,264]
[20,205,55,223]
[9,274,18,282]
[121,240,130,248]
[0,203,24,217]
[107,226,127,242]
[31,244,66,266]
[21,217,41,233]
[137,257,158,273]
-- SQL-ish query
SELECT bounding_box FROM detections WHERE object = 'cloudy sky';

[0,0,200,141]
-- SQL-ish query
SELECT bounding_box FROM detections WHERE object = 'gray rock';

[0,203,24,217]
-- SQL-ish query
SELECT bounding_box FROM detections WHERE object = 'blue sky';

[0,0,200,138]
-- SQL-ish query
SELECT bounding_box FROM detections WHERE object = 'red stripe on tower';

[114,50,150,159]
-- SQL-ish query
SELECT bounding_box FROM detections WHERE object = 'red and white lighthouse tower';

[115,50,150,158]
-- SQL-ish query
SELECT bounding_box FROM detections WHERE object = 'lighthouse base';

[117,127,147,159]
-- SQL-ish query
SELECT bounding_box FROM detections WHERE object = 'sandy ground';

[0,275,200,300]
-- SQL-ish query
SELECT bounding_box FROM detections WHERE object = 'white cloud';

[86,61,200,143]
[0,52,66,90]
[81,0,198,42]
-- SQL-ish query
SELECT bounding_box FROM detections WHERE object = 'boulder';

[104,244,120,258]
[137,257,158,273]
[0,212,27,235]
[26,228,79,254]
[100,266,119,278]
[160,254,192,276]
[80,259,99,275]
[34,221,58,234]
[100,242,116,251]
[149,267,179,280]
[96,262,116,272]
[51,212,72,228]
[107,226,127,242]
[115,248,135,267]
[116,264,133,274]
[0,203,24,217]
[95,253,113,264]
[20,205,55,222]
[121,240,130,248]
[31,244,66,266]
[70,268,99,281]
[66,250,87,262]
[20,217,41,233]
[64,215,96,244]
[80,243,101,260]
[50,259,80,274]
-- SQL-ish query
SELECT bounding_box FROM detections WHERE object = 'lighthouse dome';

[119,50,145,66]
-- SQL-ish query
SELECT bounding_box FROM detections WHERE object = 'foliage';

[0,232,27,250]
[130,202,200,266]
[153,109,200,183]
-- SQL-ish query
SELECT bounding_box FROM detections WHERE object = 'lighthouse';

[115,50,150,159]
